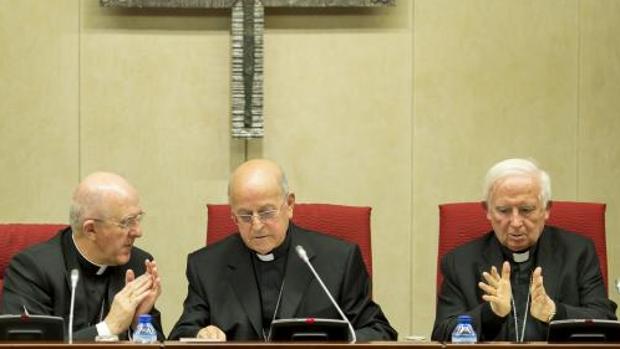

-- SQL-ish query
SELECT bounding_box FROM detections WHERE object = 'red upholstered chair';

[0,223,66,302]
[437,201,608,292]
[206,203,373,276]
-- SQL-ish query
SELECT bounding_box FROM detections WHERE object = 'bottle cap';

[138,314,153,323]
[457,315,472,323]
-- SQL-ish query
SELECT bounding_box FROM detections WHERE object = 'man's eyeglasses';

[90,212,145,230]
[233,202,286,225]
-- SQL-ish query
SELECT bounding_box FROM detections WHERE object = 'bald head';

[69,172,139,234]
[228,159,294,254]
[228,159,289,205]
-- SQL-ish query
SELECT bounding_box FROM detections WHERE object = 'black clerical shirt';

[70,239,111,327]
[500,244,538,341]
[251,228,292,339]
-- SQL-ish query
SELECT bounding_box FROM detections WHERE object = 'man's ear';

[82,220,97,240]
[544,200,552,220]
[286,192,295,218]
[481,201,492,221]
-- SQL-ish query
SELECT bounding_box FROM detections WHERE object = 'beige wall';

[1,0,619,339]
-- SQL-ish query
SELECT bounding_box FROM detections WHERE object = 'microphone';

[295,245,356,343]
[68,269,79,344]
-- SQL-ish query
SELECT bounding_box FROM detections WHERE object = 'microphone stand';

[69,269,79,344]
[296,245,357,343]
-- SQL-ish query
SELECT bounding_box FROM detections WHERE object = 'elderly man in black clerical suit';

[168,159,397,341]
[2,172,164,341]
[432,158,617,342]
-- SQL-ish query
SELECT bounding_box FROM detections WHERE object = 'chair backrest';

[206,203,373,276]
[437,201,608,291]
[0,223,66,302]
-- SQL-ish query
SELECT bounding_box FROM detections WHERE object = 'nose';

[129,222,143,238]
[509,208,524,227]
[249,215,265,231]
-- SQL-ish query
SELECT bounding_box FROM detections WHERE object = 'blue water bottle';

[133,314,158,343]
[451,314,477,343]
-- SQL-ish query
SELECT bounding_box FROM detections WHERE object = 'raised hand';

[131,259,162,327]
[104,270,153,335]
[479,261,512,317]
[529,266,556,323]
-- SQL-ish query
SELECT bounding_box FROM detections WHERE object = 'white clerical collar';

[71,232,109,275]
[256,253,275,262]
[512,250,530,263]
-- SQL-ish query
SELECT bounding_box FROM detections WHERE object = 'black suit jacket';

[432,226,617,341]
[2,227,164,341]
[168,223,397,341]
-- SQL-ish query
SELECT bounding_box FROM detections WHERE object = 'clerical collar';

[512,250,530,263]
[500,243,538,264]
[71,233,108,275]
[256,253,274,262]
[254,227,291,263]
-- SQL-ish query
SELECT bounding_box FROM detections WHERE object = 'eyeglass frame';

[231,198,289,225]
[88,211,146,231]
[490,204,543,219]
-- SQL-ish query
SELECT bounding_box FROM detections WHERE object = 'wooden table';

[0,342,618,349]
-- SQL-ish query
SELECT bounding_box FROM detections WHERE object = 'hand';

[130,260,162,327]
[197,325,226,341]
[529,266,556,323]
[104,270,153,335]
[479,261,512,317]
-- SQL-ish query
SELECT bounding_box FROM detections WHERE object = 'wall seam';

[77,0,82,181]
[409,0,416,336]
[576,0,581,200]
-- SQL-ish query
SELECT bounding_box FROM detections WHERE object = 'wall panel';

[0,0,79,221]
[579,0,620,304]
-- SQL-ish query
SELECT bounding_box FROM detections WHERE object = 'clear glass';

[233,200,287,224]
[451,315,477,344]
[90,212,145,230]
[133,314,158,343]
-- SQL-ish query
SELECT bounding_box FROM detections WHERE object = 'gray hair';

[483,158,551,207]
[279,172,290,198]
[69,201,83,234]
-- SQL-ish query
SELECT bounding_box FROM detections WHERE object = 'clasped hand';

[197,325,227,341]
[478,262,556,322]
[104,259,162,335]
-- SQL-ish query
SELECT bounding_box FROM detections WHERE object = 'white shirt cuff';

[96,321,112,336]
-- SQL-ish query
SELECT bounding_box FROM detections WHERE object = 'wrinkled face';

[230,183,294,255]
[486,175,549,252]
[89,194,143,266]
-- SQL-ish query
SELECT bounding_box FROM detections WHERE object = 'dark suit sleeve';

[340,245,397,341]
[3,250,56,316]
[554,239,617,320]
[3,248,165,341]
[168,254,211,339]
[2,248,101,339]
[431,252,506,342]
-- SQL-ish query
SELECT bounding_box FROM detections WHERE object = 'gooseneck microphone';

[295,245,357,343]
[68,269,79,344]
